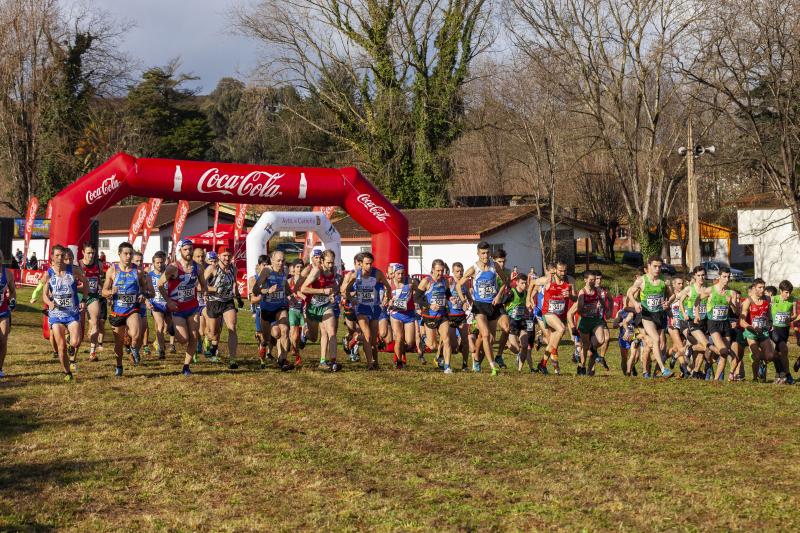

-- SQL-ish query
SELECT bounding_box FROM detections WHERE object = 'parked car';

[660,263,677,276]
[274,242,304,255]
[621,251,643,267]
[700,261,744,281]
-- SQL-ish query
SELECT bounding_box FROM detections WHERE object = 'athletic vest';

[48,265,79,318]
[422,278,448,318]
[707,285,731,321]
[640,276,666,312]
[581,289,601,318]
[685,284,707,319]
[506,288,528,320]
[208,264,236,303]
[308,270,336,308]
[169,261,199,313]
[771,295,794,328]
[354,268,380,307]
[390,280,414,312]
[149,269,166,305]
[82,260,102,295]
[0,267,9,314]
[448,278,466,316]
[259,269,287,311]
[747,297,770,329]
[472,262,498,304]
[543,278,570,317]
[111,264,140,316]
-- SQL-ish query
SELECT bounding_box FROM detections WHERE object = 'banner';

[140,198,163,253]
[233,203,247,249]
[23,197,39,262]
[170,200,190,256]
[127,202,149,244]
[45,200,53,219]
[303,205,336,259]
[212,202,220,249]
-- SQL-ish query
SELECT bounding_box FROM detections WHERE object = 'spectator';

[14,248,23,266]
[27,252,38,269]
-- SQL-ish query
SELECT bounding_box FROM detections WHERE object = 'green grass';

[2,286,800,531]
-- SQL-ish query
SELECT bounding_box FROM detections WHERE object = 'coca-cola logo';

[130,206,147,236]
[145,199,162,228]
[85,175,121,205]
[174,203,189,233]
[197,168,284,198]
[25,202,37,236]
[24,270,43,285]
[357,194,390,222]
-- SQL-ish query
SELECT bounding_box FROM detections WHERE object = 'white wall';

[486,217,544,275]
[738,208,800,285]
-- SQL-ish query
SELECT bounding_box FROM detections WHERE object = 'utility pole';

[686,118,700,269]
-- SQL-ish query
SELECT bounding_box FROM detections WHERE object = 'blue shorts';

[379,308,389,321]
[356,305,382,321]
[139,306,147,317]
[254,312,261,333]
[390,310,416,324]
[150,302,168,315]
[0,310,10,320]
[49,312,80,327]
[172,307,199,320]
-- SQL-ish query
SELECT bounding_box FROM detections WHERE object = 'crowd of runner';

[0,239,797,385]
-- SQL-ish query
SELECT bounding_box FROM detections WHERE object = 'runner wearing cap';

[158,239,208,376]
[194,248,213,360]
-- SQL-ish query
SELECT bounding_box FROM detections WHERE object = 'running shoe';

[350,345,360,362]
[631,366,638,377]
[496,355,507,369]
[318,361,331,370]
[210,356,221,364]
[88,351,99,363]
[418,354,427,365]
[596,356,609,371]
[299,335,307,350]
[228,360,239,370]
[572,346,580,364]
[669,354,677,369]
[642,372,651,379]
[462,361,470,372]
[158,350,166,360]
[774,375,787,385]
[576,366,585,376]
[472,361,481,373]
[705,365,714,381]
[114,366,123,377]
[443,367,454,374]
[168,344,177,354]
[142,345,151,356]
[0,369,5,378]
[182,366,192,376]
[330,362,342,372]
[758,362,767,382]
[132,350,140,366]
[294,355,303,368]
[436,355,445,369]
[787,374,795,385]
[64,373,74,382]
[661,368,674,379]
[552,361,560,375]
[279,360,295,372]
[259,357,267,369]
[587,367,595,377]
[68,345,76,358]
[491,366,499,376]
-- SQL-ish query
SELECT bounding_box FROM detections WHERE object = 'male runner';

[251,250,293,371]
[675,266,711,378]
[416,259,454,374]
[80,243,107,362]
[205,246,243,369]
[492,249,512,369]
[529,261,576,375]
[625,256,675,378]
[505,274,533,372]
[0,251,16,378]
[740,278,774,382]
[341,252,389,370]
[448,262,471,371]
[158,239,208,376]
[301,249,341,371]
[102,242,152,375]
[693,266,737,381]
[287,259,306,366]
[772,281,798,383]
[147,251,171,359]
[386,264,416,369]
[457,241,508,375]
[572,270,605,376]
[42,245,88,381]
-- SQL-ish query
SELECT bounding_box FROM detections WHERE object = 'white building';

[737,193,800,285]
[333,206,601,276]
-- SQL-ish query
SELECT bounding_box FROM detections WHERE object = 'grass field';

[2,282,800,531]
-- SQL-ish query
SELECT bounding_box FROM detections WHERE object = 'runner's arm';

[625,279,643,312]
[414,278,429,312]
[567,298,580,332]
[456,267,474,303]
[101,267,115,298]
[138,270,154,299]
[158,266,176,308]
[7,272,16,306]
[74,268,89,302]
[739,298,753,331]
[203,264,216,292]
[250,269,268,302]
[340,272,354,300]
[197,266,208,295]
[41,272,54,309]
[299,268,321,295]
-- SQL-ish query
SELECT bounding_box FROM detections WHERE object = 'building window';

[98,238,110,250]
[743,244,754,256]
[359,246,371,254]
[700,241,714,257]
[408,245,422,258]
[488,243,505,256]
[617,227,629,239]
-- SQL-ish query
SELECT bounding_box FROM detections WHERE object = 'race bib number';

[392,296,408,310]
[774,312,790,327]
[752,316,768,329]
[525,319,534,331]
[119,294,137,305]
[511,306,524,320]
[430,294,446,307]
[266,289,285,302]
[696,303,707,316]
[357,288,375,304]
[670,304,681,319]
[88,278,99,292]
[312,294,331,307]
[646,295,664,310]
[476,280,496,299]
[178,287,195,301]
[711,305,728,321]
[547,300,565,315]
[152,291,165,303]
[54,295,73,309]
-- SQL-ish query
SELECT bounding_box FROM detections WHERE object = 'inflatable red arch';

[48,153,408,270]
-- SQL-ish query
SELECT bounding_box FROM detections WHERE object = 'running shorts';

[509,318,530,336]
[49,312,81,327]
[423,315,449,330]
[109,312,137,328]
[472,301,502,321]
[172,307,199,320]
[707,319,732,339]
[356,304,382,321]
[207,300,236,319]
[641,308,667,330]
[578,317,604,334]
[390,309,416,324]
[260,307,287,324]
[771,327,790,346]
[306,304,332,323]
[448,314,467,328]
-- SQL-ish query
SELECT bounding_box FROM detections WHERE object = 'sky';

[90,0,262,93]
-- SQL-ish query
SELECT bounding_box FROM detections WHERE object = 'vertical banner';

[45,200,53,219]
[170,200,190,258]
[140,198,163,254]
[233,203,248,248]
[212,202,220,249]
[127,202,149,244]
[23,196,39,262]
[303,206,336,259]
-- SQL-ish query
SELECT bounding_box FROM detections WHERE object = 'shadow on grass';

[0,456,143,494]
[0,396,40,442]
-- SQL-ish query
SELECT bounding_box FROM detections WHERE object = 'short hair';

[354,252,365,263]
[83,242,96,250]
[477,241,490,250]
[452,261,463,270]
[491,248,506,259]
[718,265,731,274]
[133,251,143,258]
[779,280,793,293]
[594,270,603,277]
[765,286,778,296]
[750,278,766,289]
[257,254,269,265]
[692,265,706,275]
[269,250,285,260]
[647,256,662,265]
[52,244,67,254]
[432,259,446,269]
[153,251,167,261]
[118,241,134,253]
[556,261,567,268]
[292,258,304,267]
[546,262,556,271]
[583,270,595,279]
[672,275,685,282]
[361,252,374,261]
[322,249,336,261]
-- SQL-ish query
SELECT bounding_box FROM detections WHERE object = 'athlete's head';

[51,245,66,267]
[178,239,193,261]
[291,258,304,275]
[152,251,167,272]
[583,270,596,288]
[546,262,556,275]
[778,280,793,300]
[593,270,603,286]
[82,243,96,263]
[118,242,134,266]
[218,248,232,267]
[492,248,507,269]
[132,251,144,268]
[361,252,374,272]
[431,259,445,280]
[750,278,765,298]
[256,254,269,274]
[452,262,464,280]
[322,249,336,271]
[671,275,685,292]
[192,247,205,265]
[516,274,527,291]
[392,263,406,283]
[64,248,74,264]
[691,265,706,282]
[269,250,285,271]
[555,261,567,281]
[765,285,778,297]
[354,252,364,269]
[477,241,490,264]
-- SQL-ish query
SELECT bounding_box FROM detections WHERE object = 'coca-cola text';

[86,175,121,205]
[197,168,284,198]
[357,194,391,222]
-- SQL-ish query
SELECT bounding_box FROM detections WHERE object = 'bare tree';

[506,0,694,257]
